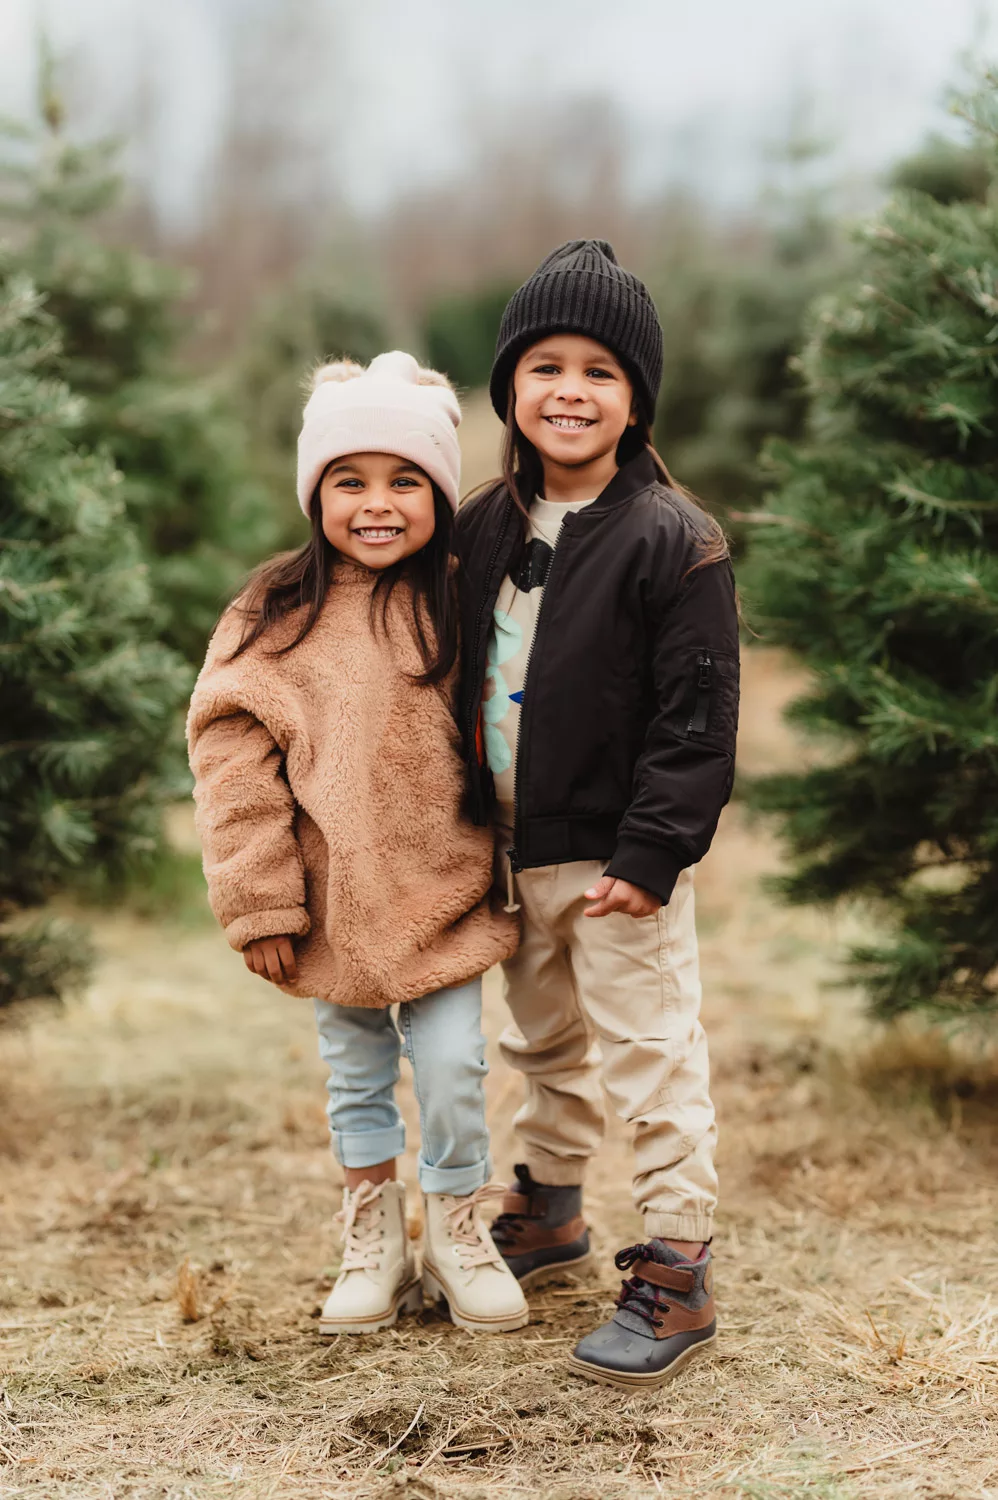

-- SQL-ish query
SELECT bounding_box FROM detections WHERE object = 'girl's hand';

[243,935,298,984]
[583,876,661,919]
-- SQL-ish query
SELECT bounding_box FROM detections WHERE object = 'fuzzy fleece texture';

[187,565,519,1007]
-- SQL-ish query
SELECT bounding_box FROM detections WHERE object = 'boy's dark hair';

[227,480,459,685]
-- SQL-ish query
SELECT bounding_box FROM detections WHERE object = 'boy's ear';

[627,399,639,427]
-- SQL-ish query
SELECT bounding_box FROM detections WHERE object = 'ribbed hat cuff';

[296,406,461,516]
[490,333,655,422]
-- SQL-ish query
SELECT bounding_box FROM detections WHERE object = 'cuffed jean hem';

[332,1124,406,1170]
[523,1147,590,1188]
[418,1153,492,1197]
[642,1211,714,1243]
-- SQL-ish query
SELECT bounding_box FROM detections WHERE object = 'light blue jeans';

[312,977,491,1196]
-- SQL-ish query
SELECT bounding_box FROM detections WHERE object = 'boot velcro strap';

[501,1191,535,1217]
[635,1260,696,1294]
[502,1214,586,1254]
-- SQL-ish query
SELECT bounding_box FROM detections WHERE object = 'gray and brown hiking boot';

[567,1239,716,1389]
[489,1163,591,1288]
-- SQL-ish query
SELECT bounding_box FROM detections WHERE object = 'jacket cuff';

[224,906,311,952]
[605,837,687,907]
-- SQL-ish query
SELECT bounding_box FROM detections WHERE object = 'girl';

[187,352,527,1336]
[455,241,739,1387]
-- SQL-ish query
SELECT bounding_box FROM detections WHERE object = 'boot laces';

[443,1183,508,1270]
[613,1242,672,1330]
[335,1180,387,1273]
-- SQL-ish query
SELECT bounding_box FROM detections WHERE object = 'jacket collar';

[572,449,658,517]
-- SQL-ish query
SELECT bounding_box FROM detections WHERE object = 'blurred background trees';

[0,86,277,664]
[650,154,845,541]
[237,272,388,548]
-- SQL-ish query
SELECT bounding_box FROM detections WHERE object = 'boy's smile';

[513,334,638,502]
[544,414,596,430]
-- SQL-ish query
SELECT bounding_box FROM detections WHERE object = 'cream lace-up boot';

[319,1179,422,1335]
[421,1184,529,1333]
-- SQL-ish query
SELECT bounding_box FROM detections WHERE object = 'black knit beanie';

[489,239,663,422]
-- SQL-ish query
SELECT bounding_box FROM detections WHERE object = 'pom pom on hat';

[310,359,364,388]
[416,367,455,390]
[297,350,463,515]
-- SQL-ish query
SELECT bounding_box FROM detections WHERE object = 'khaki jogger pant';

[496,836,717,1243]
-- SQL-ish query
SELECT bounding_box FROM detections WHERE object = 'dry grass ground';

[2,647,996,1499]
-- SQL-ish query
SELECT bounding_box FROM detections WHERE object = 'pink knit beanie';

[296,350,462,516]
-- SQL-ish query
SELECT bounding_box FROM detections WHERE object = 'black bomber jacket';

[454,450,740,905]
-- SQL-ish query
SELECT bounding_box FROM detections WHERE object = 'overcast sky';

[1,0,995,228]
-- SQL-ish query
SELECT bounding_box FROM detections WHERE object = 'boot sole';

[422,1263,529,1334]
[516,1251,594,1291]
[318,1276,423,1336]
[566,1332,717,1389]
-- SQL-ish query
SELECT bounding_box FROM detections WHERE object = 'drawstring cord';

[504,853,521,914]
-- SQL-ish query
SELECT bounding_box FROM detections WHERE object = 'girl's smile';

[320,453,436,569]
[352,525,404,543]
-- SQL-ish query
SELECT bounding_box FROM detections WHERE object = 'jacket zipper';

[507,517,574,874]
[466,500,514,819]
[687,652,712,735]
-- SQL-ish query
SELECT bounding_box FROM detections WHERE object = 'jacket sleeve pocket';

[679,647,739,755]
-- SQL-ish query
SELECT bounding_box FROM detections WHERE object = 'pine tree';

[890,133,991,206]
[741,81,998,1021]
[0,86,276,664]
[0,265,190,1006]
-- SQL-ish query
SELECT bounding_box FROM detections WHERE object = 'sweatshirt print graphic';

[483,496,593,820]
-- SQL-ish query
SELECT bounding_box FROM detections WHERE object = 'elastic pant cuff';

[418,1155,491,1197]
[332,1125,405,1170]
[523,1148,588,1189]
[642,1211,714,1243]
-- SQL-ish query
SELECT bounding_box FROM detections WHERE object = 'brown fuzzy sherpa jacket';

[187,565,519,1007]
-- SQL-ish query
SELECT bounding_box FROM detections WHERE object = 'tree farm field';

[1,646,996,1500]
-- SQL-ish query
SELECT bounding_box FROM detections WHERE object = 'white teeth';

[355,527,402,538]
[546,416,594,429]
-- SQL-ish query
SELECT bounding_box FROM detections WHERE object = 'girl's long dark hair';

[477,378,729,577]
[227,482,459,686]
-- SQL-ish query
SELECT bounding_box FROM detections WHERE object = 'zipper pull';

[688,653,712,735]
[507,846,523,875]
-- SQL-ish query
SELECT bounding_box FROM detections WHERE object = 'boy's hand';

[583,876,661,919]
[243,935,298,984]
